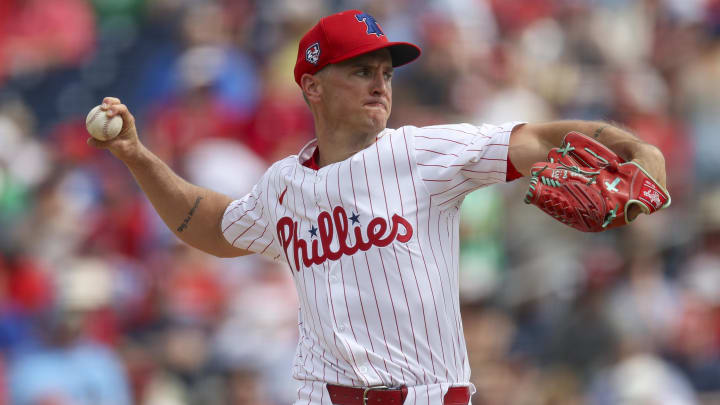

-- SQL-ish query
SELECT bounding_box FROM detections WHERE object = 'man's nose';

[370,71,388,95]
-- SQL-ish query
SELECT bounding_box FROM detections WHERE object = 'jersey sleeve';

[414,121,523,208]
[220,171,283,261]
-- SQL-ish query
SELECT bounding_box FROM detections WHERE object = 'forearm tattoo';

[593,125,609,139]
[177,196,203,232]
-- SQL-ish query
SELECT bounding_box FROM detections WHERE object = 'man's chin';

[366,111,389,129]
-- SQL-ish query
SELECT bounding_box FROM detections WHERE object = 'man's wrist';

[116,142,151,168]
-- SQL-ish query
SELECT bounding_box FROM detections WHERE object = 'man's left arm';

[508,120,668,221]
[508,120,667,187]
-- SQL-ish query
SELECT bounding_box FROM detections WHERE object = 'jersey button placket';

[313,173,322,204]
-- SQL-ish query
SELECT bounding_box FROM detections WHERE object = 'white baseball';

[85,105,123,141]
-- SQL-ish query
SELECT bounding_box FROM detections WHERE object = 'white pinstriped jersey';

[222,122,520,404]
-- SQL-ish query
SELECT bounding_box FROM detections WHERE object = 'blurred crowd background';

[0,0,719,404]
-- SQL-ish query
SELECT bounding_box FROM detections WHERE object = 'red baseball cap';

[294,9,421,85]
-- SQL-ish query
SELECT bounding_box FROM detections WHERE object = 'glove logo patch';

[639,179,667,211]
[643,189,662,208]
[605,177,621,192]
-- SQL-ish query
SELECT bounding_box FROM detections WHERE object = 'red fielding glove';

[524,131,671,232]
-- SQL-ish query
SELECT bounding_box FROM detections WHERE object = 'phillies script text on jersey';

[277,206,413,271]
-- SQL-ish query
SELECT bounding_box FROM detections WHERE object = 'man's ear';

[301,73,322,102]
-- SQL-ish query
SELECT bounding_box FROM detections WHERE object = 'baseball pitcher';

[88,9,669,405]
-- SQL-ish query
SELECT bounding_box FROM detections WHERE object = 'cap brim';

[328,41,421,68]
[386,42,422,67]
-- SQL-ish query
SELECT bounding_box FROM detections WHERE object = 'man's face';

[316,49,393,135]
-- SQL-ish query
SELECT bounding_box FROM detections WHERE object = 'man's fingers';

[102,97,122,107]
[106,103,126,117]
[106,103,135,128]
[98,98,135,130]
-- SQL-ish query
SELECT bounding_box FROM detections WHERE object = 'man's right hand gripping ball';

[523,132,671,232]
[86,97,141,161]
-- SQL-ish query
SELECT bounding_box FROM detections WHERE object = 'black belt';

[326,384,470,405]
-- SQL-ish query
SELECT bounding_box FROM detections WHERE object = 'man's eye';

[384,72,393,80]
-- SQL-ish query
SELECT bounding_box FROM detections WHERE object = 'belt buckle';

[362,385,388,405]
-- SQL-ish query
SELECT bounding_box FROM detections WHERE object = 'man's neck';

[314,127,382,168]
